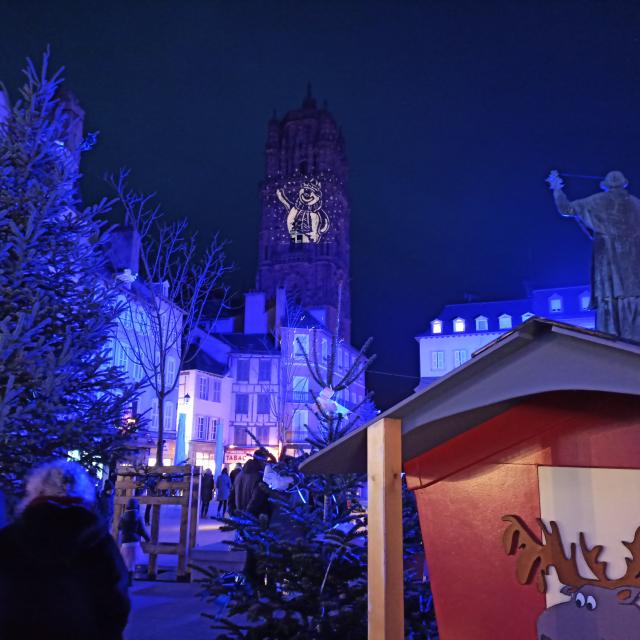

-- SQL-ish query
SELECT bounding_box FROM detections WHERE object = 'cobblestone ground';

[124,507,241,640]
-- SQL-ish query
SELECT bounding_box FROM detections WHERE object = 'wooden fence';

[112,464,201,581]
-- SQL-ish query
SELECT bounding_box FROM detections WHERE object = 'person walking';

[215,467,232,517]
[118,497,150,586]
[0,460,130,640]
[200,468,214,517]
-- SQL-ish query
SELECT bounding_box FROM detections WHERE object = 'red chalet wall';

[404,392,640,640]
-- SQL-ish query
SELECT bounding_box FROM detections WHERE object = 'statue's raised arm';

[547,168,640,341]
[546,169,574,216]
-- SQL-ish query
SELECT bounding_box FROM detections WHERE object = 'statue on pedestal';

[547,169,640,341]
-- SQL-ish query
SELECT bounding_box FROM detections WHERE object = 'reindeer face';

[503,515,640,640]
[537,585,640,640]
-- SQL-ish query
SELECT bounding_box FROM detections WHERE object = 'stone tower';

[256,87,351,338]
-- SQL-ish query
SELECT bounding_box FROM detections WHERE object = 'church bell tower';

[256,87,351,337]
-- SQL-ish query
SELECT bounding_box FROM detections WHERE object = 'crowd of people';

[0,450,286,639]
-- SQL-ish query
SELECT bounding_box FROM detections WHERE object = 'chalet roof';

[301,318,640,474]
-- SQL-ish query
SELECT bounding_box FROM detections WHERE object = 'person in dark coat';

[200,468,214,517]
[0,460,130,640]
[232,449,273,580]
[229,462,242,486]
[118,498,150,585]
[215,467,232,517]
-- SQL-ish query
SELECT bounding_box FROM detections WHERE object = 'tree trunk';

[156,394,165,466]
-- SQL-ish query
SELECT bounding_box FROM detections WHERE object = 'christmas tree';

[200,287,438,637]
[0,54,137,507]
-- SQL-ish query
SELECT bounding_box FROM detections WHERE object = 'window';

[234,426,248,446]
[431,319,443,334]
[580,291,590,311]
[294,334,309,358]
[321,339,328,363]
[151,398,159,429]
[431,351,445,370]
[258,359,271,382]
[135,310,148,335]
[115,342,128,371]
[196,416,208,439]
[209,419,220,441]
[235,393,249,415]
[166,357,176,387]
[198,376,209,401]
[291,410,309,441]
[237,359,250,382]
[257,394,270,415]
[195,451,214,471]
[257,425,270,444]
[522,312,534,322]
[453,317,465,333]
[163,401,174,431]
[475,316,488,331]
[549,294,563,313]
[453,350,468,367]
[211,378,221,402]
[498,314,512,330]
[132,360,144,382]
[293,410,308,428]
[292,376,309,402]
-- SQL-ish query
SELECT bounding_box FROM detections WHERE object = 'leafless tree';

[110,170,230,465]
[298,285,376,449]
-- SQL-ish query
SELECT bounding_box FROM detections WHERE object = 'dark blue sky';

[2,1,639,408]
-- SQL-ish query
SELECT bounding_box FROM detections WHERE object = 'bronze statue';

[547,169,640,341]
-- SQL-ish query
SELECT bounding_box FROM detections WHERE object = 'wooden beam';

[367,417,404,640]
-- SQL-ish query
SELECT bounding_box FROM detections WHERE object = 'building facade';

[108,229,182,466]
[417,285,595,386]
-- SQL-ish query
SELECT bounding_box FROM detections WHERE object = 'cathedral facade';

[256,88,351,338]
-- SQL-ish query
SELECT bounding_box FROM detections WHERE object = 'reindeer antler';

[504,516,640,591]
[502,515,585,592]
[619,527,640,587]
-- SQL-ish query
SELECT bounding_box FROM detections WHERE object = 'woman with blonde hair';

[0,460,130,640]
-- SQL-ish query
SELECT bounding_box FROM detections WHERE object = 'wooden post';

[188,467,201,550]
[367,418,404,640]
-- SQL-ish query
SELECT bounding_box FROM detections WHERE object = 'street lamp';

[183,393,191,405]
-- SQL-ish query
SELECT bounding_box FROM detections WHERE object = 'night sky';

[2,1,640,408]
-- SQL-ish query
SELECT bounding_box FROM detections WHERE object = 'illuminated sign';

[224,446,278,465]
[276,178,330,243]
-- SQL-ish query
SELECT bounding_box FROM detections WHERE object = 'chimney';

[244,291,267,334]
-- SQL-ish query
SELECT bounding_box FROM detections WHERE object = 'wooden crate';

[112,464,201,581]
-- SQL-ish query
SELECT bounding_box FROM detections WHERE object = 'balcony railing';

[288,390,313,403]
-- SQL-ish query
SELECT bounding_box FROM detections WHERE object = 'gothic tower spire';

[256,91,351,338]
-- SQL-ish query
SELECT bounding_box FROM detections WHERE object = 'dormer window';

[431,319,443,335]
[498,314,512,330]
[475,316,488,331]
[549,294,563,313]
[453,317,465,333]
[580,291,590,311]
[522,312,534,322]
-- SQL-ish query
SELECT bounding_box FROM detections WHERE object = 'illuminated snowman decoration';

[276,178,330,243]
